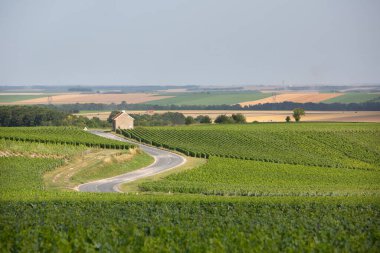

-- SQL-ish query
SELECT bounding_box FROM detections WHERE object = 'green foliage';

[0,105,111,128]
[185,116,195,125]
[107,110,121,123]
[0,154,378,252]
[125,123,380,169]
[0,157,63,193]
[0,124,379,252]
[231,113,246,123]
[131,112,186,126]
[0,127,134,149]
[293,108,305,122]
[214,114,246,124]
[214,114,235,124]
[195,115,212,123]
[140,157,380,196]
[0,105,68,126]
[286,116,291,122]
[0,197,378,252]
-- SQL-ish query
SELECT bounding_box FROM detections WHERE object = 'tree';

[292,108,305,122]
[107,111,121,123]
[214,115,234,124]
[185,116,195,125]
[231,113,246,123]
[161,112,186,125]
[285,116,291,122]
[195,115,212,124]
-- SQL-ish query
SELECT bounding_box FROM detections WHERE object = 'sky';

[0,0,379,86]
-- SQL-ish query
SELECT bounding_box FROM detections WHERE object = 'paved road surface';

[77,131,186,192]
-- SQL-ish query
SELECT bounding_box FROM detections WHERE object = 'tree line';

[0,105,253,128]
[0,105,337,128]
[0,106,109,128]
[44,101,380,112]
[0,106,216,127]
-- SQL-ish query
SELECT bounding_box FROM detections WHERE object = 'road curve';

[77,130,186,193]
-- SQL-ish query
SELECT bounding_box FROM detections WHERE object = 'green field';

[1,154,379,252]
[140,157,380,196]
[148,91,271,105]
[124,123,380,170]
[0,94,50,103]
[324,93,380,103]
[2,195,378,252]
[1,125,379,252]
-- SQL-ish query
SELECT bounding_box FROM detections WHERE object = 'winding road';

[77,130,186,193]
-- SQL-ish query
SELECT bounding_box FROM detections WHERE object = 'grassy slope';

[44,148,154,190]
[71,150,153,184]
[147,91,272,105]
[119,156,207,192]
[0,94,50,103]
[323,93,380,103]
[140,157,380,196]
[0,140,153,190]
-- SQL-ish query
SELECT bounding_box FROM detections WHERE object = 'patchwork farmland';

[1,91,379,105]
[0,93,173,105]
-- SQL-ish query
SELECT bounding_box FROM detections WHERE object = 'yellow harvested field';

[76,110,380,123]
[239,92,343,106]
[8,93,173,105]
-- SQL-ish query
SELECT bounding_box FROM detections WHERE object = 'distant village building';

[112,110,134,131]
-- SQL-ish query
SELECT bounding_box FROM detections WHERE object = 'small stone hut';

[112,110,134,131]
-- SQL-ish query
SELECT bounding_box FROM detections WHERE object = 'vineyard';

[1,154,379,252]
[140,157,380,196]
[0,156,63,193]
[0,139,87,158]
[2,195,379,252]
[1,124,379,251]
[0,127,134,149]
[123,123,380,169]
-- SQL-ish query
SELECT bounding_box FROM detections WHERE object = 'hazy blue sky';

[0,0,379,86]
